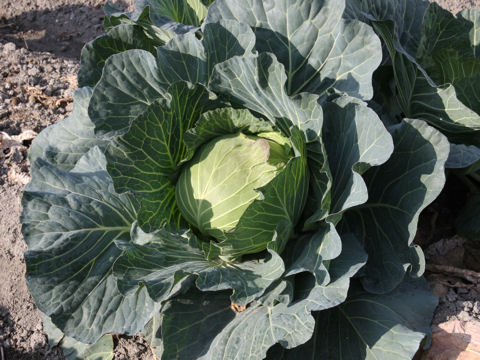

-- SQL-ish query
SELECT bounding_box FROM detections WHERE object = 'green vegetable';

[23,0,457,359]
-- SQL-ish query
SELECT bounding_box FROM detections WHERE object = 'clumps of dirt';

[435,0,480,14]
[0,42,78,133]
[113,335,156,360]
[424,235,480,326]
[0,41,78,185]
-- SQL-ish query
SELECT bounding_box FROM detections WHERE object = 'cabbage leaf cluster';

[22,0,456,359]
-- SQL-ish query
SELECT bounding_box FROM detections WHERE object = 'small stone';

[457,310,472,322]
[3,42,16,53]
[10,97,19,106]
[473,303,480,314]
[27,67,39,77]
[463,301,474,310]
[28,95,36,104]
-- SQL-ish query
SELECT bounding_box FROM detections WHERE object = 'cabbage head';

[22,0,450,359]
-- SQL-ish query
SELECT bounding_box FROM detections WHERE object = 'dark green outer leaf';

[341,119,449,294]
[285,223,342,285]
[421,6,480,119]
[137,0,207,27]
[344,0,429,58]
[22,148,157,343]
[206,0,382,99]
[323,96,393,216]
[292,233,368,313]
[141,312,164,358]
[161,288,315,360]
[419,4,479,62]
[346,1,480,146]
[89,49,170,136]
[270,277,437,360]
[113,226,285,306]
[89,19,255,139]
[43,316,114,360]
[446,144,480,168]
[156,33,207,85]
[160,289,235,360]
[408,71,480,146]
[202,20,255,78]
[154,231,367,360]
[156,19,255,85]
[78,23,161,88]
[29,88,105,171]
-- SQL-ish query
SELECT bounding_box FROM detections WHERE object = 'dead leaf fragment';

[0,130,37,158]
[24,85,72,109]
[230,302,247,313]
[8,165,30,185]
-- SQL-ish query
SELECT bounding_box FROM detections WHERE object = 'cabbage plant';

[344,0,480,240]
[23,0,451,359]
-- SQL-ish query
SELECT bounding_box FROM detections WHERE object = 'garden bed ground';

[0,0,479,359]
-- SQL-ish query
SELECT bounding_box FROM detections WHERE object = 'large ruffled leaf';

[418,5,480,145]
[78,22,162,88]
[156,19,255,85]
[290,232,368,312]
[106,82,210,230]
[157,282,314,360]
[89,50,170,136]
[341,119,449,293]
[137,0,208,26]
[89,20,255,136]
[113,224,285,306]
[269,278,437,360]
[285,224,342,285]
[345,0,480,146]
[22,148,157,343]
[322,96,393,217]
[344,0,428,58]
[210,52,323,139]
[148,231,367,360]
[29,88,106,171]
[103,0,197,33]
[206,0,382,99]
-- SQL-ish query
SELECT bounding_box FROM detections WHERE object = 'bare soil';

[0,0,479,359]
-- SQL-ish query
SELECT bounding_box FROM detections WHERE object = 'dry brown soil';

[0,0,479,359]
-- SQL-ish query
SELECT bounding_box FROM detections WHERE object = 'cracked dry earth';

[1,0,480,359]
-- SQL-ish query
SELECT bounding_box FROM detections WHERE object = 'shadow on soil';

[0,3,117,59]
[0,305,61,360]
